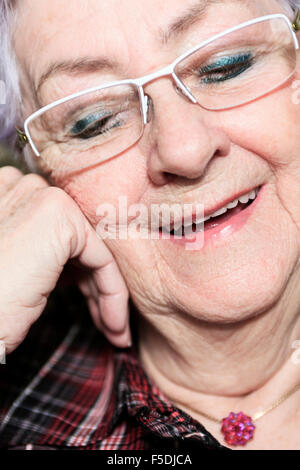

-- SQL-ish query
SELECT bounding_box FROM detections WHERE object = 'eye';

[199,53,254,84]
[70,112,122,140]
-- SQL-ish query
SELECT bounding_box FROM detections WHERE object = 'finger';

[94,261,129,333]
[98,321,132,348]
[0,166,23,197]
[85,285,131,348]
[90,270,131,345]
[75,222,129,333]
[79,274,131,348]
[86,296,103,332]
[78,277,93,298]
[78,276,101,320]
[78,274,98,301]
[88,274,100,302]
[98,288,129,333]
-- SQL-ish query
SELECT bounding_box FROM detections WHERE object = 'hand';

[0,167,130,354]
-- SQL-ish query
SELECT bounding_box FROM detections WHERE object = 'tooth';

[174,227,184,237]
[211,207,228,218]
[249,190,256,200]
[203,189,258,223]
[239,193,250,204]
[183,226,194,236]
[226,198,239,209]
[160,189,259,233]
[195,215,210,224]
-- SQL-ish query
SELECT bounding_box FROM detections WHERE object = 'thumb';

[74,219,130,344]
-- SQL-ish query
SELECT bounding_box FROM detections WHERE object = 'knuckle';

[36,186,82,253]
[9,173,49,202]
[19,173,49,191]
[0,165,23,183]
[38,186,74,212]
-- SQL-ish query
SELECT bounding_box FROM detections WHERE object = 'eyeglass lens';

[27,17,297,173]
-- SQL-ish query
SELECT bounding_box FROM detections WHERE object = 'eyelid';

[70,111,111,133]
[200,53,253,71]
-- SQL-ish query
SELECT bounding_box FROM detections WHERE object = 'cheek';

[105,238,168,311]
[221,85,300,166]
[57,148,149,226]
[55,151,166,307]
[219,85,300,231]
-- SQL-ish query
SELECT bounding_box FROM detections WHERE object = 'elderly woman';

[0,0,300,451]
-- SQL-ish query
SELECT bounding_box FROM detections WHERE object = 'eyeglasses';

[19,13,299,174]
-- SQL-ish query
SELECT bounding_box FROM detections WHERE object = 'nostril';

[162,172,176,183]
[215,147,229,158]
[214,149,223,157]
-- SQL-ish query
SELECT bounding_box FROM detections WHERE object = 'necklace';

[184,383,300,447]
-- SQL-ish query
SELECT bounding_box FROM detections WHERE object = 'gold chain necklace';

[182,383,300,447]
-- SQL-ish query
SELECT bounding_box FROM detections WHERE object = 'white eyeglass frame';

[23,13,299,158]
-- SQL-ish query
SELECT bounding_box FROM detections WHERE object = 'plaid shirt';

[0,287,227,451]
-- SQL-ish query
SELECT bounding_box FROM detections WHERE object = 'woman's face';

[16,0,300,324]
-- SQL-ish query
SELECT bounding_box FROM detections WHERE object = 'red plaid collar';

[0,288,226,450]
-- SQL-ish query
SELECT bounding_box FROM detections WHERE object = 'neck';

[137,292,300,423]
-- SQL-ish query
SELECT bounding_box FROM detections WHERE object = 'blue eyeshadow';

[200,53,253,73]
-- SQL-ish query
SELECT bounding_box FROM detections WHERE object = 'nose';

[144,81,231,186]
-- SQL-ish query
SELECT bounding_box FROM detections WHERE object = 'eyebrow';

[160,0,223,44]
[36,57,117,96]
[36,0,223,94]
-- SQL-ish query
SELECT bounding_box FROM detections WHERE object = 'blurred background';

[0,141,14,167]
[0,140,29,172]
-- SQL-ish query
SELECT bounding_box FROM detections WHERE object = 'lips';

[203,200,252,233]
[159,187,260,237]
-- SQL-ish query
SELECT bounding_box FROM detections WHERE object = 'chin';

[149,186,300,324]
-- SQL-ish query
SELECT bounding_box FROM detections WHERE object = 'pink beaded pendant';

[221,412,255,446]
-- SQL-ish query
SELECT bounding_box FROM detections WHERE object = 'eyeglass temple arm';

[16,128,28,150]
[293,7,300,31]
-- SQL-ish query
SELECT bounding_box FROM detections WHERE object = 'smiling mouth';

[159,187,260,237]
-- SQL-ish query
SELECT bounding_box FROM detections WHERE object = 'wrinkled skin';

[10,0,300,449]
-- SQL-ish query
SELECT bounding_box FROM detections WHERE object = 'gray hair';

[0,0,19,141]
[0,0,300,143]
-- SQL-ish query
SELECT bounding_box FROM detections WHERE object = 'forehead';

[15,0,281,96]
